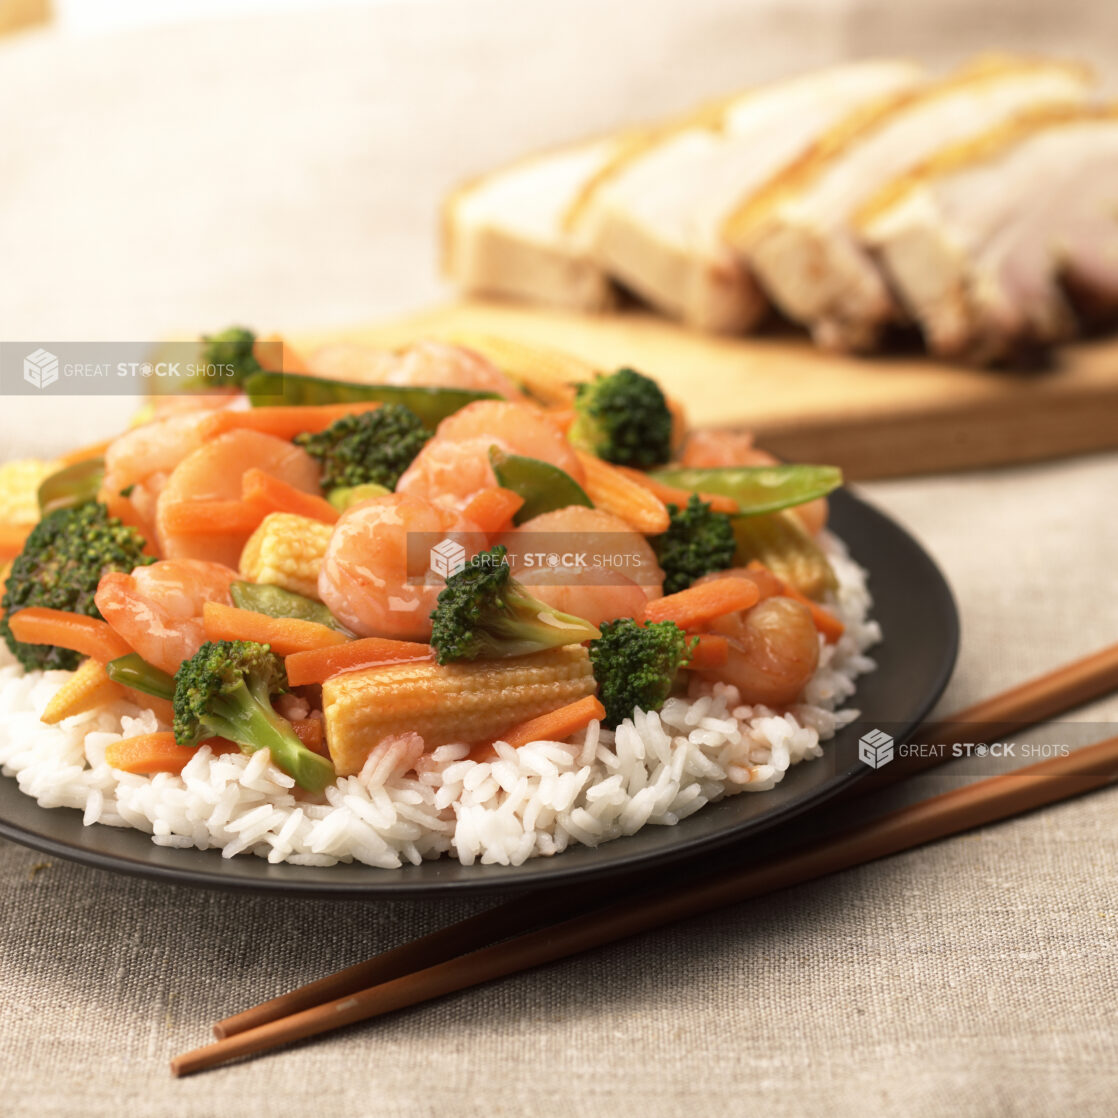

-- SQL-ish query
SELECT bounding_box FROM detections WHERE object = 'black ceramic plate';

[0,488,958,897]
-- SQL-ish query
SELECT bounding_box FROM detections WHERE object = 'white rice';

[0,533,880,869]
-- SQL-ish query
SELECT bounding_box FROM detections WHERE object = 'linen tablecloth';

[2,5,1116,1114]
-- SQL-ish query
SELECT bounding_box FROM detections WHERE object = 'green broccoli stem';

[499,585,600,653]
[206,678,335,794]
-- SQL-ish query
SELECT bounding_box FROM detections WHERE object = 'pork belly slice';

[860,107,1118,363]
[575,60,923,333]
[728,57,1093,352]
[443,135,646,311]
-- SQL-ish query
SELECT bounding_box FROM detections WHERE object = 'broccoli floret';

[568,368,672,468]
[295,405,430,490]
[173,640,335,793]
[200,326,263,387]
[654,494,737,594]
[429,545,600,664]
[588,618,694,729]
[0,503,152,672]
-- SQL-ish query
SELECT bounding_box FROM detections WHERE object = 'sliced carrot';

[7,607,134,663]
[254,334,310,375]
[744,560,844,644]
[643,577,761,630]
[160,500,266,537]
[470,694,606,760]
[242,468,339,524]
[202,601,347,656]
[200,402,381,442]
[285,636,434,687]
[0,523,33,561]
[104,732,197,775]
[614,465,739,516]
[686,633,729,670]
[462,486,525,535]
[56,437,114,468]
[290,717,326,754]
[575,450,670,534]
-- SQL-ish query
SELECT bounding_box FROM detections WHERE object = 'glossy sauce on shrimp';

[318,493,484,641]
[95,559,238,675]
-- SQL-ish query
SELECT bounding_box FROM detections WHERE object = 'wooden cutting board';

[293,300,1118,480]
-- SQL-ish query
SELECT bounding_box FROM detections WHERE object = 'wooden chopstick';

[172,730,1118,1077]
[210,640,1118,1042]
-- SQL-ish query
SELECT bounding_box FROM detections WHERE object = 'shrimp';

[100,412,214,545]
[94,559,238,675]
[497,506,664,623]
[680,429,828,536]
[692,586,820,707]
[155,429,321,568]
[307,339,522,399]
[317,493,485,641]
[396,400,583,510]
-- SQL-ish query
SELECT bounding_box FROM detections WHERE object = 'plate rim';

[0,488,959,898]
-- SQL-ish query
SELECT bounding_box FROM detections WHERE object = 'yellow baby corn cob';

[240,512,333,600]
[41,658,126,725]
[323,645,595,775]
[575,450,670,535]
[0,458,59,526]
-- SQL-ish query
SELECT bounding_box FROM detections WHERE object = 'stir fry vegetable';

[230,581,350,633]
[568,368,673,468]
[488,448,592,524]
[648,464,842,517]
[429,545,600,664]
[243,371,497,428]
[37,458,105,516]
[1,504,151,670]
[105,652,176,700]
[589,618,694,729]
[173,639,335,792]
[294,405,430,491]
[654,495,737,594]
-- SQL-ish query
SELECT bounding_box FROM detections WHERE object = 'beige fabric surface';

[2,4,1118,1115]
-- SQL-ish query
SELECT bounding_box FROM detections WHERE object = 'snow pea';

[38,458,105,516]
[231,581,351,634]
[243,371,497,429]
[489,448,593,525]
[648,464,842,517]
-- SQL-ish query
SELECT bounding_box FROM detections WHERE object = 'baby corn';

[240,512,333,600]
[323,645,595,775]
[0,458,59,527]
[732,510,836,599]
[41,658,125,725]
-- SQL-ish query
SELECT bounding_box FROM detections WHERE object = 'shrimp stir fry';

[6,333,848,794]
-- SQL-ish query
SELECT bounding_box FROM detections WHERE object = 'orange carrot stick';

[242,468,339,524]
[643,577,760,630]
[7,607,134,663]
[160,500,267,537]
[104,732,199,775]
[203,601,347,657]
[686,633,729,670]
[200,402,381,442]
[575,451,670,535]
[285,637,434,687]
[470,694,607,760]
[0,523,33,561]
[462,487,525,535]
[744,561,844,644]
[614,465,739,516]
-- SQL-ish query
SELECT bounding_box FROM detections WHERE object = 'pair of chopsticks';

[172,641,1118,1077]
